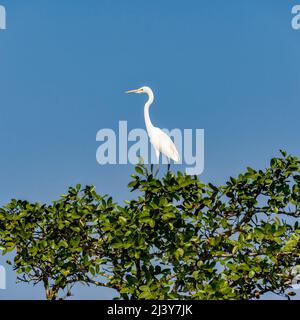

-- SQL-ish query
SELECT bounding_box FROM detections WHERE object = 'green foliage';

[0,185,116,300]
[0,151,300,300]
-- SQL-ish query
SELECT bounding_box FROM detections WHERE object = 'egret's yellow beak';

[125,88,142,94]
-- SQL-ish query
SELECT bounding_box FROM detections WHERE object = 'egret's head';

[125,86,152,95]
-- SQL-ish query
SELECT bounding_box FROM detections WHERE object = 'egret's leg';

[167,163,171,173]
[155,163,159,177]
[154,150,160,177]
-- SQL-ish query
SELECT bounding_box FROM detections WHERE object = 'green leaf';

[232,246,239,255]
[139,291,153,299]
[135,166,144,175]
[118,216,127,224]
[139,285,150,292]
[175,248,184,260]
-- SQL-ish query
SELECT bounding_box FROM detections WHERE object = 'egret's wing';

[167,137,180,162]
[150,128,180,162]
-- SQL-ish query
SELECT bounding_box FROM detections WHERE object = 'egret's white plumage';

[126,86,180,163]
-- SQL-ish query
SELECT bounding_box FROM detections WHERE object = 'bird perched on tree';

[126,86,180,170]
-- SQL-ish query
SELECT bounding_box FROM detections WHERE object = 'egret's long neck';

[144,90,154,133]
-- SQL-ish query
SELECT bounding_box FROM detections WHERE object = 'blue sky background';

[0,0,300,299]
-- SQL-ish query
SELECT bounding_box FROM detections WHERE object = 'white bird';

[126,86,180,168]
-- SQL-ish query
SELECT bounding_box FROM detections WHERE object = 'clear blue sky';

[0,0,299,299]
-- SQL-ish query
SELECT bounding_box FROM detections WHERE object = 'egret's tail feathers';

[173,153,180,163]
[170,148,180,163]
[169,143,180,163]
[169,143,180,162]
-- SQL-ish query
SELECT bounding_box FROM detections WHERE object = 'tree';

[0,151,299,299]
[0,185,116,300]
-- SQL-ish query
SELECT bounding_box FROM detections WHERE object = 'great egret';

[126,86,180,170]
